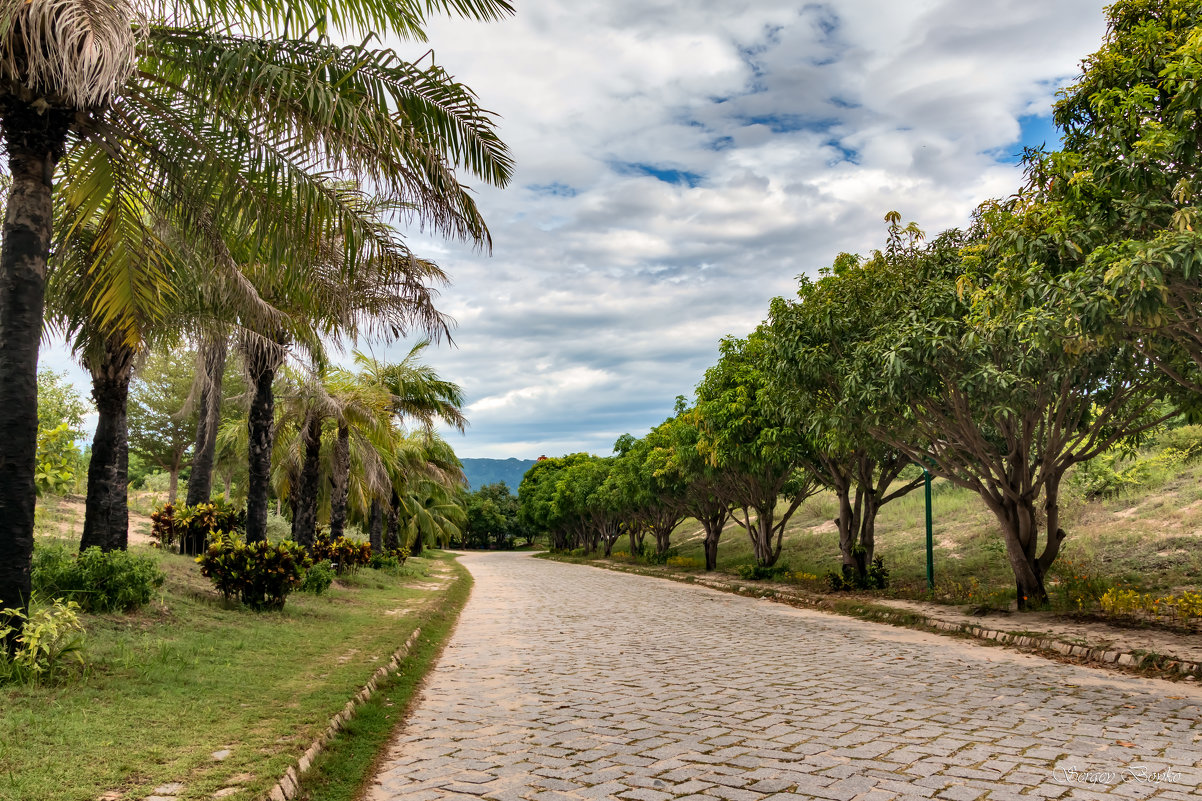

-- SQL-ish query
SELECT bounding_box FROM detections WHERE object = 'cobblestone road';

[369,553,1202,801]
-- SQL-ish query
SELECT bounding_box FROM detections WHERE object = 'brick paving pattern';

[369,552,1202,800]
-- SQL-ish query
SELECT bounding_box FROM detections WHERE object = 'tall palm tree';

[0,0,514,637]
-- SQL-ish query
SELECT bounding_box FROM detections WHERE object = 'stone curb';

[266,626,423,801]
[566,559,1202,680]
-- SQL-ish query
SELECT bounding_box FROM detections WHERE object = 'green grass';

[299,558,472,801]
[0,536,463,801]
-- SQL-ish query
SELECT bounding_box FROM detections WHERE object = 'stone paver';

[369,553,1202,801]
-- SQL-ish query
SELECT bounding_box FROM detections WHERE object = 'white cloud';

[44,0,1114,460]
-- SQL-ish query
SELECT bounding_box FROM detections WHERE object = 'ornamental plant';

[311,532,372,575]
[0,601,87,685]
[197,532,310,611]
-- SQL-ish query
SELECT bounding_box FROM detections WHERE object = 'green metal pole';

[924,467,934,592]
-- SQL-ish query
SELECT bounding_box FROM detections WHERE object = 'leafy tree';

[1005,0,1202,409]
[36,370,89,435]
[609,431,685,558]
[849,216,1170,608]
[519,454,590,550]
[462,483,520,549]
[766,222,925,584]
[645,402,732,571]
[127,348,199,504]
[693,332,818,567]
[34,371,90,497]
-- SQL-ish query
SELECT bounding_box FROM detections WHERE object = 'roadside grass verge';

[298,558,472,801]
[0,539,462,801]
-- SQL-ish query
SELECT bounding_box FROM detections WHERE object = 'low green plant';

[197,532,310,610]
[0,600,87,685]
[367,548,410,572]
[312,533,373,575]
[665,555,703,570]
[298,560,336,595]
[825,556,889,591]
[642,548,676,566]
[736,563,790,581]
[1050,558,1111,612]
[32,545,165,612]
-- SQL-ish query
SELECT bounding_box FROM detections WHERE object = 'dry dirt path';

[369,552,1201,801]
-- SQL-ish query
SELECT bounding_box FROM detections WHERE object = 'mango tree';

[766,226,925,585]
[694,332,818,567]
[850,218,1171,608]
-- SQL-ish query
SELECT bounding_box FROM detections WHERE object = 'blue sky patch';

[613,162,704,188]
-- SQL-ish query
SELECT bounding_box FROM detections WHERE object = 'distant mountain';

[460,458,539,493]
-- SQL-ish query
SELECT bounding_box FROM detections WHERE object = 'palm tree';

[0,0,514,636]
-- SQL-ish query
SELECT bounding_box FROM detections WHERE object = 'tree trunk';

[368,499,383,553]
[167,462,180,506]
[186,333,228,506]
[411,521,424,556]
[328,424,350,539]
[244,336,285,543]
[290,412,322,549]
[385,491,400,551]
[986,493,1049,610]
[700,509,728,571]
[0,106,70,651]
[80,338,136,553]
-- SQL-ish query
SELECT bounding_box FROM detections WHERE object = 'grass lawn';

[1,521,466,801]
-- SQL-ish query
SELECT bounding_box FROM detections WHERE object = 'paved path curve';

[369,552,1201,801]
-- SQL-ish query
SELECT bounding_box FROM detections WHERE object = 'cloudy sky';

[45,0,1112,459]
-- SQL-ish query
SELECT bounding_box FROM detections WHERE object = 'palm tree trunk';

[290,412,322,549]
[186,333,228,506]
[244,336,285,543]
[385,491,400,551]
[81,338,136,552]
[368,499,383,553]
[0,105,71,650]
[328,425,350,539]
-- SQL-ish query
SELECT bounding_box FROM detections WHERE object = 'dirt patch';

[39,494,155,547]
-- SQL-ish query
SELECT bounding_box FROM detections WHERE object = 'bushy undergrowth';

[198,532,310,610]
[825,556,889,591]
[152,499,246,552]
[0,600,86,685]
[297,560,336,595]
[32,545,164,612]
[367,548,410,572]
[312,532,372,574]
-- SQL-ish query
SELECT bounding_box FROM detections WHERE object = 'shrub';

[642,548,676,566]
[156,499,247,553]
[0,600,87,685]
[32,545,165,612]
[367,548,410,572]
[312,533,372,575]
[298,560,336,595]
[665,555,702,570]
[150,502,178,548]
[197,532,310,611]
[736,564,790,581]
[1050,559,1111,612]
[825,556,889,591]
